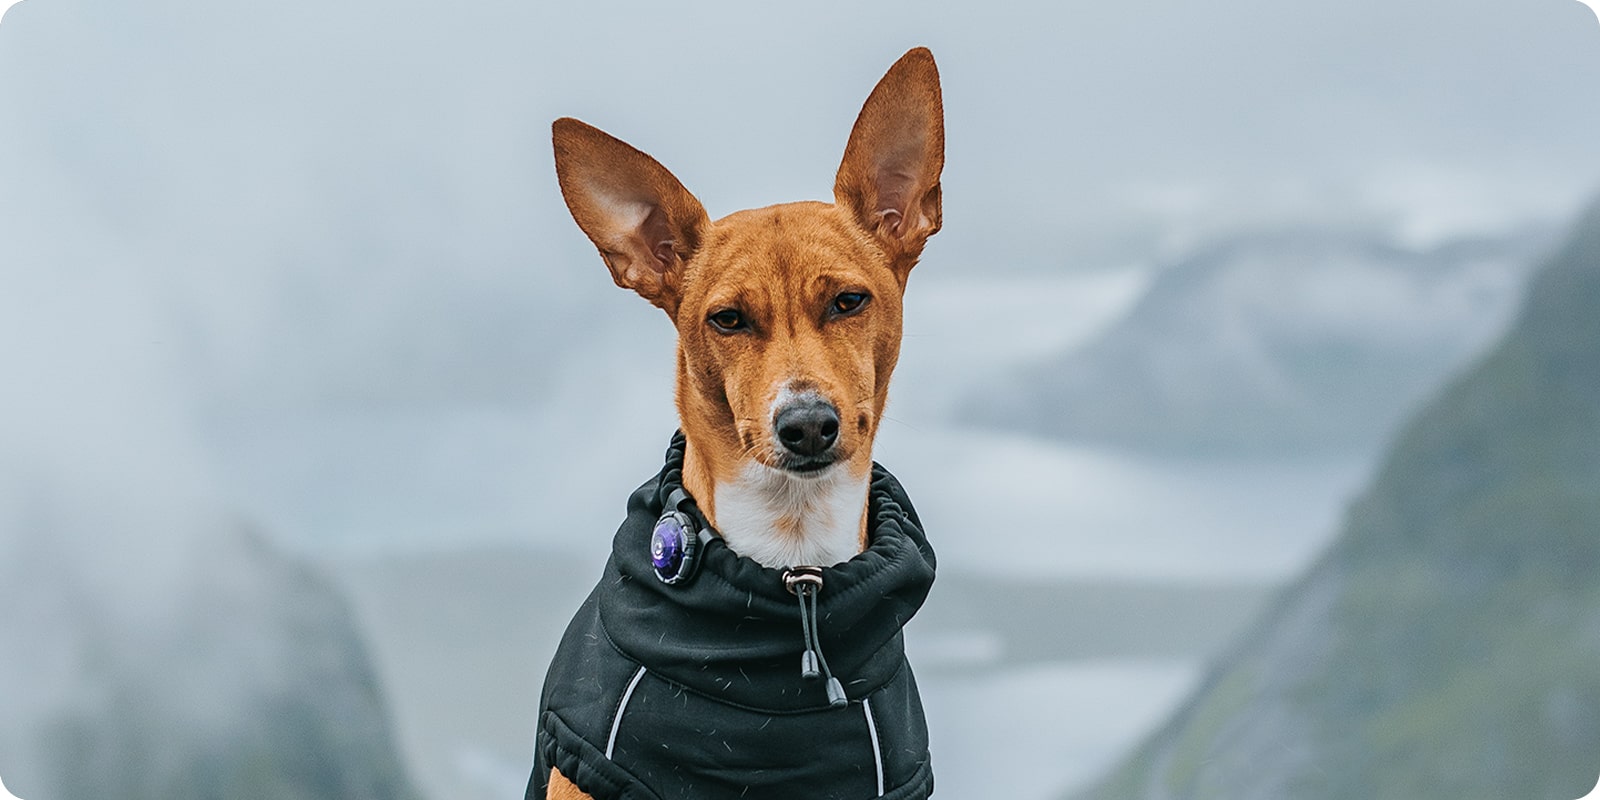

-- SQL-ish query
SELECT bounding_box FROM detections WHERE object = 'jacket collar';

[596,432,937,712]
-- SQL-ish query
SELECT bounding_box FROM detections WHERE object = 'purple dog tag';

[651,514,689,580]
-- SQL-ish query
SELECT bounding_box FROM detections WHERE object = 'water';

[917,660,1203,799]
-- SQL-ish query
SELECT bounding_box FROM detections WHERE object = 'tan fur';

[547,768,588,800]
[543,48,943,798]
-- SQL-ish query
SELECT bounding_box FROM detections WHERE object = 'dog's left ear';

[834,48,945,282]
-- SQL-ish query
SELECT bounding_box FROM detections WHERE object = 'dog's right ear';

[552,118,710,316]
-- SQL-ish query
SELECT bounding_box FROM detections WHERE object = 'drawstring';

[783,567,847,708]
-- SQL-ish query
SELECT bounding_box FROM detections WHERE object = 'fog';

[2,0,1599,798]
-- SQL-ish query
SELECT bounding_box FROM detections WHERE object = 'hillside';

[1076,202,1600,798]
[0,523,422,800]
[965,228,1546,455]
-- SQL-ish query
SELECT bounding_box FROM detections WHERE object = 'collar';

[595,432,937,713]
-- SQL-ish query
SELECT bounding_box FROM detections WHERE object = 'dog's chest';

[712,463,868,568]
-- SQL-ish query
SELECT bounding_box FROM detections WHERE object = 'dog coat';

[526,433,937,800]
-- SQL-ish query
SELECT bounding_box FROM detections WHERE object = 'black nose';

[774,397,841,458]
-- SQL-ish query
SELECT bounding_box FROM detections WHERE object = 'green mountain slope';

[1078,199,1600,800]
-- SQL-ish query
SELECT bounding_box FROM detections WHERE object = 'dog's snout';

[774,397,841,458]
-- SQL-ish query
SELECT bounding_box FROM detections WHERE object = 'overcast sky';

[5,0,1599,274]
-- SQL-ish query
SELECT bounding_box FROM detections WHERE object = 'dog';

[528,48,943,800]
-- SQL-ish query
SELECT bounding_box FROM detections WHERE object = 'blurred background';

[2,1,1599,798]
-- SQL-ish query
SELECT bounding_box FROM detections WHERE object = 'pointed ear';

[834,48,945,281]
[552,118,710,316]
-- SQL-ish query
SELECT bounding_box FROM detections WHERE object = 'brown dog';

[541,48,943,800]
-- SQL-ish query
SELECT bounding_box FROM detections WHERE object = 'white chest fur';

[712,462,869,568]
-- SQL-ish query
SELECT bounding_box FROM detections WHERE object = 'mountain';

[1075,200,1600,798]
[965,227,1548,454]
[0,521,422,800]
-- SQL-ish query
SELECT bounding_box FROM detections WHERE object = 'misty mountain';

[1075,199,1600,798]
[965,227,1548,454]
[0,518,420,800]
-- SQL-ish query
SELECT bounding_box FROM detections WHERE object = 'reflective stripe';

[862,697,885,796]
[605,666,648,759]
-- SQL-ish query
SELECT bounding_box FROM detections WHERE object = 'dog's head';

[552,48,942,499]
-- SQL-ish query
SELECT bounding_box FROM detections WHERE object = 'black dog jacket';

[526,434,937,800]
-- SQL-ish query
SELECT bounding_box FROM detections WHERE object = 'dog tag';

[650,510,698,584]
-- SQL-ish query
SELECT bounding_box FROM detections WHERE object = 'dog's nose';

[774,397,841,458]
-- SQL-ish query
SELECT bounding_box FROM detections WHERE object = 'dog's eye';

[831,292,870,317]
[708,308,747,333]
